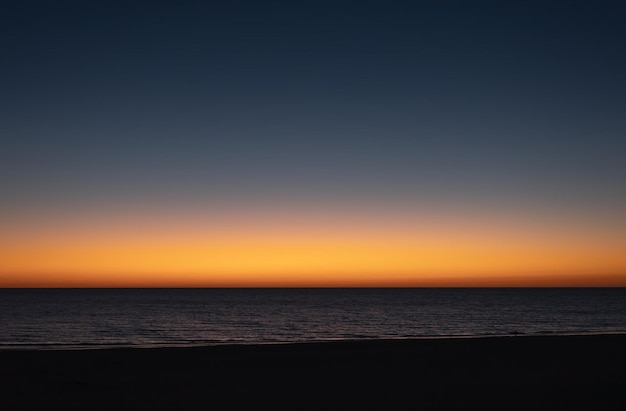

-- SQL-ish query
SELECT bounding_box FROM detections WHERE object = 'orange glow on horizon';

[1,208,625,287]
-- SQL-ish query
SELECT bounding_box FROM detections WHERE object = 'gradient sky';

[2,0,625,287]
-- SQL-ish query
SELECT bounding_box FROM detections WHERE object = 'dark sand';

[2,335,625,410]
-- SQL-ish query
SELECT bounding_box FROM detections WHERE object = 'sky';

[1,0,625,287]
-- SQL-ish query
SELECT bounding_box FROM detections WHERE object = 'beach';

[1,334,625,410]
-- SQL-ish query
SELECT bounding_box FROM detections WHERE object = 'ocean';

[1,288,625,350]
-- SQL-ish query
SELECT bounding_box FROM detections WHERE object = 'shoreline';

[2,334,625,410]
[3,330,626,352]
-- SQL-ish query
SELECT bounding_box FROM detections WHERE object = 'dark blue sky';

[2,0,625,228]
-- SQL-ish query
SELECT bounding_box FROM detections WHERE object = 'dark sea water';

[1,288,625,350]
